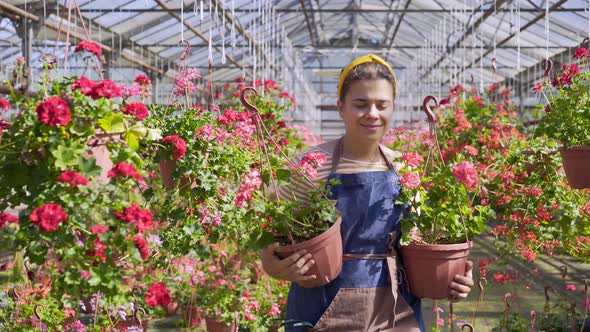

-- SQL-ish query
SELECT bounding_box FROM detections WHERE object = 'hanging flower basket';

[559,145,590,189]
[399,241,472,299]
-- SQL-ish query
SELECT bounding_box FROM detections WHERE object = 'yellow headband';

[337,54,398,100]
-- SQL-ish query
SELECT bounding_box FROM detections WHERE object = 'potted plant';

[239,87,343,288]
[395,96,495,299]
[534,51,590,189]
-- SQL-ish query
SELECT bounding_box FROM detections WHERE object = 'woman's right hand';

[260,242,317,283]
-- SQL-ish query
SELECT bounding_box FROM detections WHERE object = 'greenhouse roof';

[0,0,588,135]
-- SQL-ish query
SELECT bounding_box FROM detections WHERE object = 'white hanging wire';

[493,0,497,61]
[208,0,213,61]
[231,0,236,48]
[545,0,550,61]
[222,0,226,64]
[181,0,184,41]
[479,0,484,92]
[200,0,204,20]
[516,1,520,71]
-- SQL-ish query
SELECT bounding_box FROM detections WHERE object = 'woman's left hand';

[448,260,474,303]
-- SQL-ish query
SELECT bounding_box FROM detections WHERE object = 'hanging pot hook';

[461,323,474,332]
[422,95,438,124]
[583,37,590,49]
[478,278,485,301]
[131,287,141,305]
[134,307,146,328]
[33,303,45,321]
[530,310,536,330]
[543,59,553,79]
[504,293,512,309]
[11,284,22,300]
[469,74,474,87]
[584,279,588,294]
[559,265,567,280]
[178,39,191,63]
[491,57,497,75]
[240,86,260,116]
[544,285,555,302]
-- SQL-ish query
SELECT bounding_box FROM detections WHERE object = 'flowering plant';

[394,97,495,245]
[0,51,163,317]
[534,49,590,147]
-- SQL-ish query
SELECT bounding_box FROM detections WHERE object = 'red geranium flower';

[452,161,479,190]
[0,97,10,111]
[401,152,424,168]
[107,162,142,181]
[162,135,187,160]
[135,75,151,86]
[400,172,421,189]
[121,102,149,120]
[0,213,19,227]
[91,225,109,235]
[115,203,154,232]
[145,282,171,307]
[573,47,588,59]
[133,235,150,259]
[71,76,98,95]
[89,80,122,100]
[35,97,71,126]
[74,41,102,57]
[57,170,88,187]
[29,203,68,232]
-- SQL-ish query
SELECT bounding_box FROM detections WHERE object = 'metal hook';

[131,287,141,304]
[559,265,567,280]
[491,57,497,74]
[11,285,22,300]
[584,279,588,294]
[461,323,474,332]
[240,86,259,116]
[134,307,146,328]
[422,95,438,124]
[583,37,590,49]
[33,303,45,321]
[544,285,555,302]
[543,59,553,78]
[504,293,512,309]
[530,310,536,329]
[478,278,485,301]
[470,74,474,87]
[178,39,191,62]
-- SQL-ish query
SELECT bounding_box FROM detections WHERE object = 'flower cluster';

[74,41,102,57]
[162,135,187,160]
[133,235,150,259]
[108,162,142,181]
[145,282,171,307]
[173,68,201,97]
[235,169,263,207]
[29,203,68,232]
[0,213,19,227]
[452,161,479,190]
[115,203,154,232]
[71,76,122,100]
[57,170,88,187]
[295,151,327,178]
[121,102,149,120]
[35,96,71,126]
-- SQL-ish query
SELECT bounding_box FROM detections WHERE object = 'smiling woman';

[261,54,474,332]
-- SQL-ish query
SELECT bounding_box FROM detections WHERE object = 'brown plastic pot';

[559,146,590,189]
[276,216,343,288]
[205,317,237,332]
[399,241,472,299]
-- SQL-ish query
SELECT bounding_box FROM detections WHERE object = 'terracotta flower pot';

[399,241,472,299]
[276,217,343,288]
[166,301,179,316]
[158,156,191,190]
[205,317,237,332]
[559,146,590,189]
[183,304,203,327]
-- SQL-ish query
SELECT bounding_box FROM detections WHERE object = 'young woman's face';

[337,79,395,143]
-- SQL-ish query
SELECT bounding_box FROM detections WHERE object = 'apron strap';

[342,231,400,325]
[331,137,395,174]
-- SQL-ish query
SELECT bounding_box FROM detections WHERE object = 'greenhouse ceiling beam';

[153,0,244,70]
[68,7,590,13]
[107,43,575,50]
[441,0,568,86]
[420,0,509,80]
[299,0,318,47]
[384,0,411,64]
[0,1,170,77]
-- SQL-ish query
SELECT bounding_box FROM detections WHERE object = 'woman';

[261,54,474,331]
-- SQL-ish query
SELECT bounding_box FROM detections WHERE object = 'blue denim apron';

[285,140,425,331]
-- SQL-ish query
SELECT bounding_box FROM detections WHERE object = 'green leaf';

[125,132,139,152]
[129,122,147,138]
[145,128,163,141]
[69,121,93,136]
[79,156,103,177]
[50,141,86,170]
[98,113,126,133]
